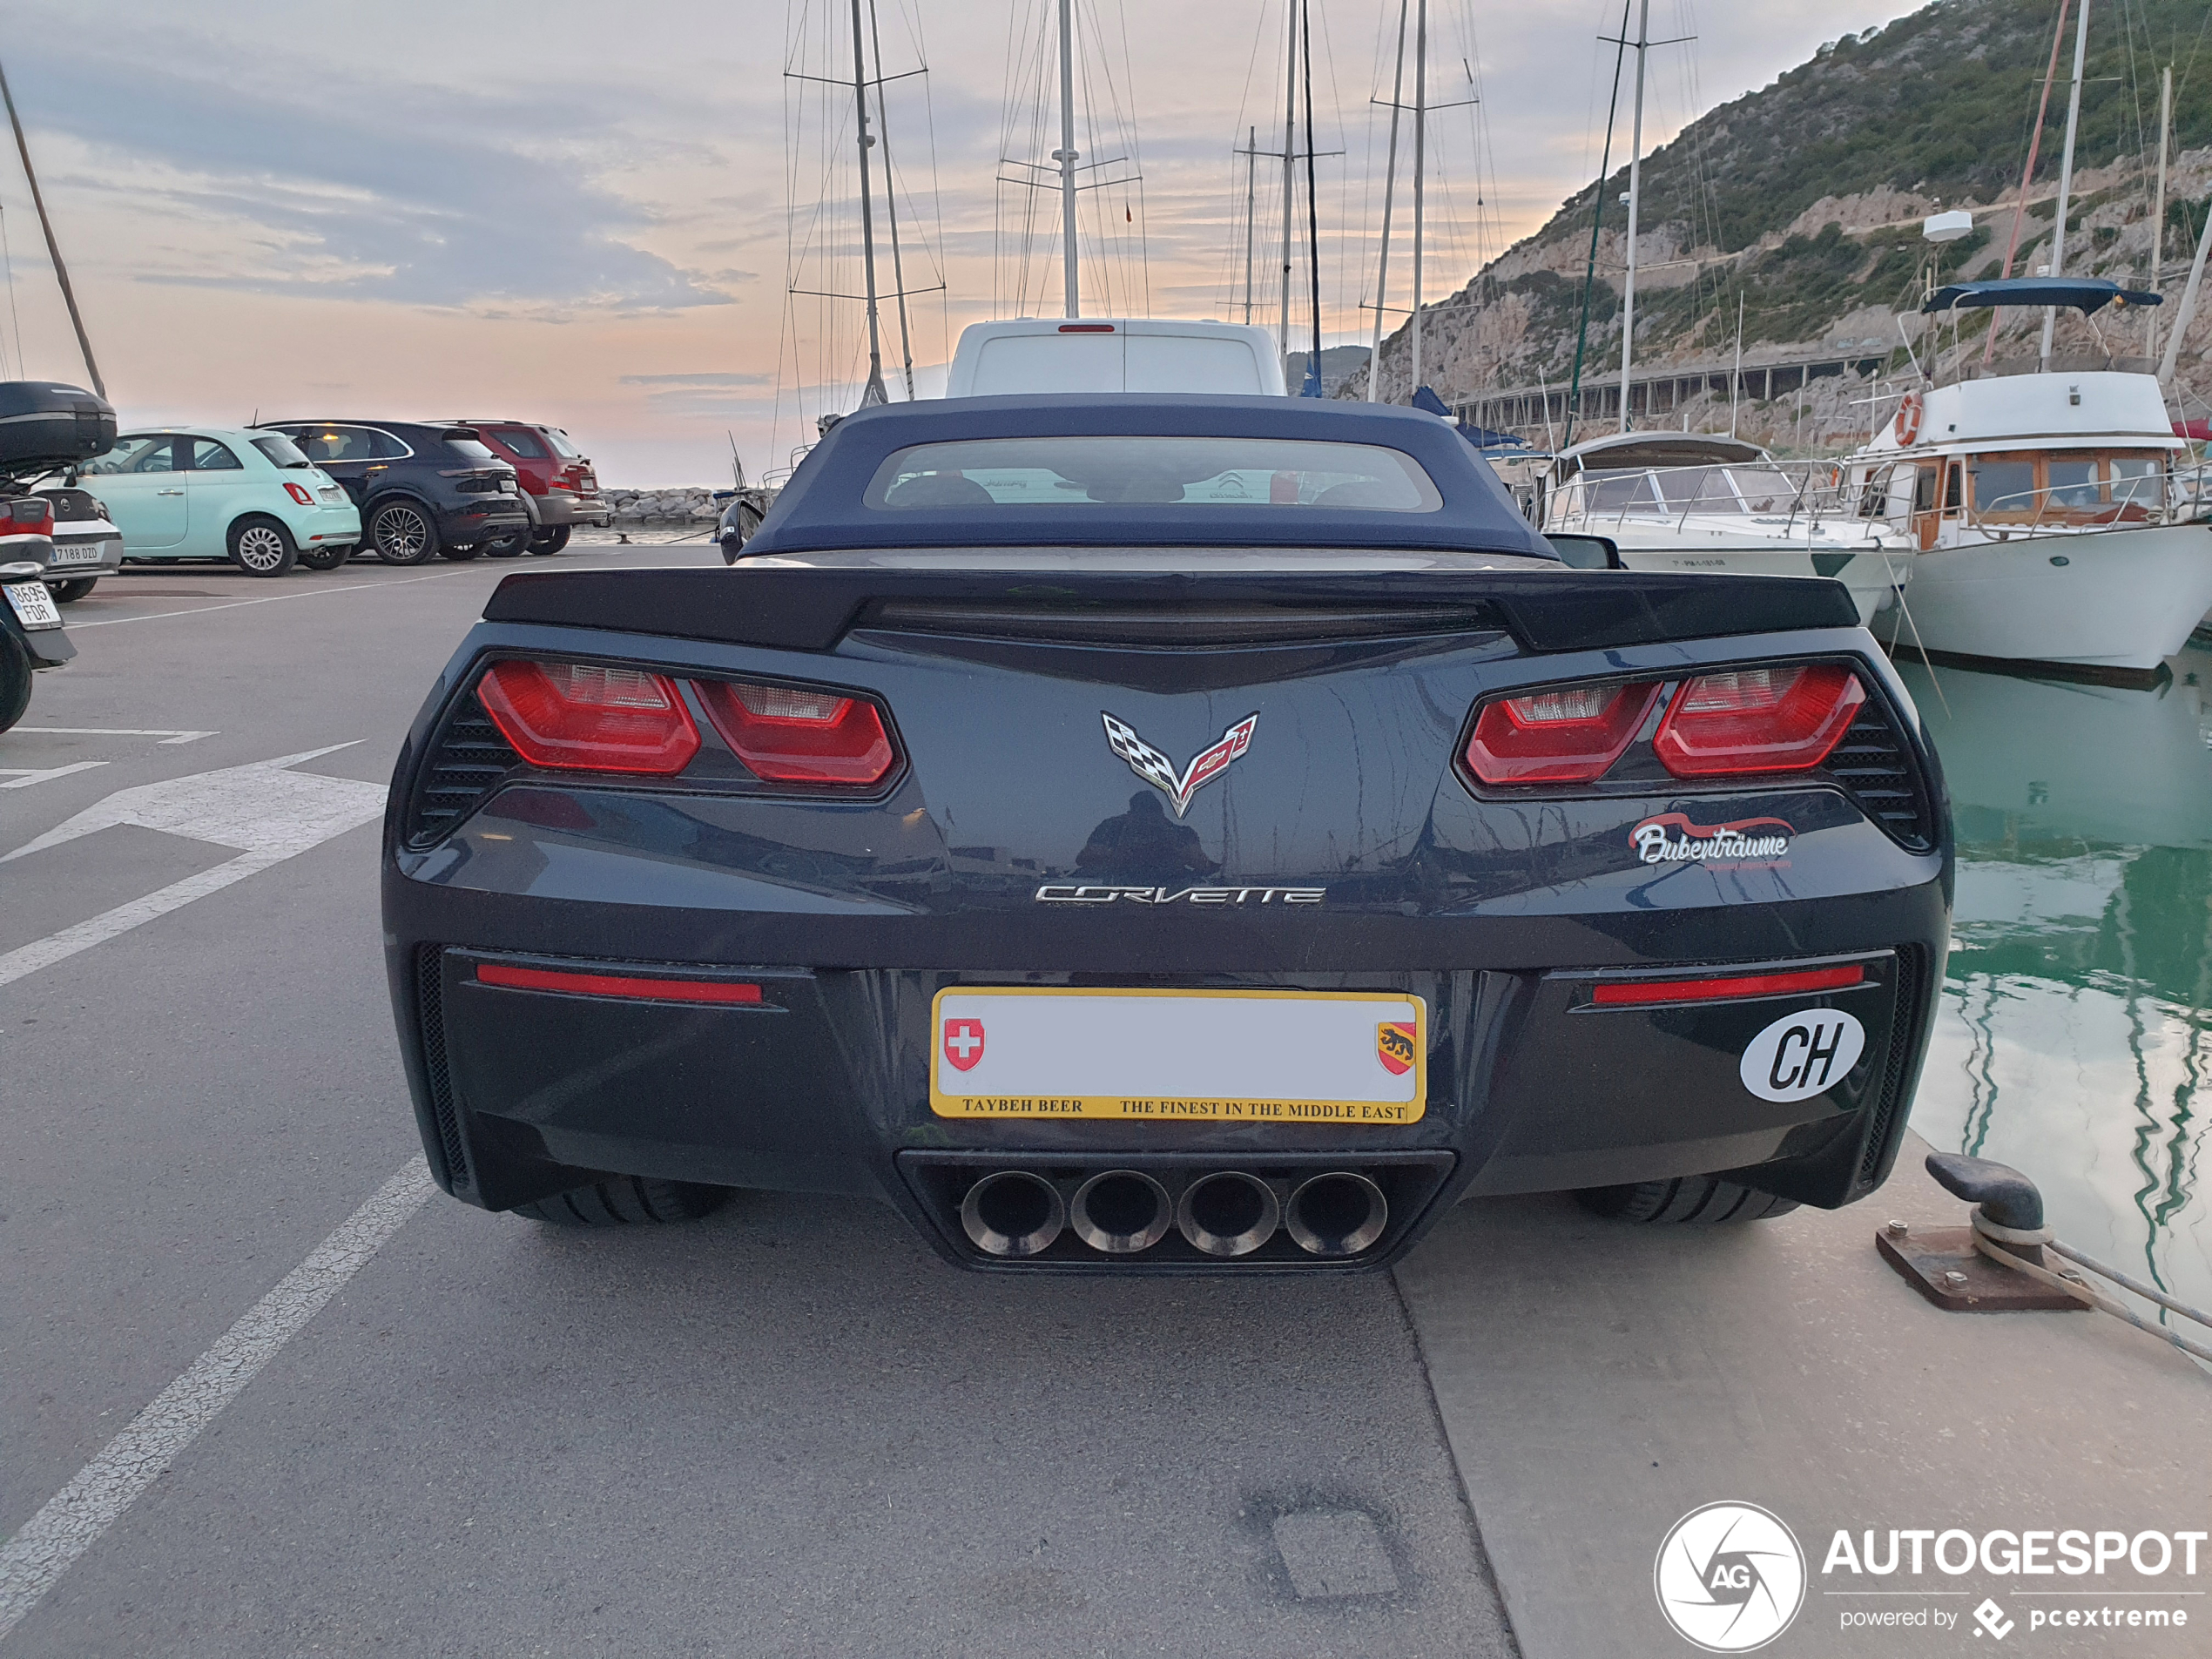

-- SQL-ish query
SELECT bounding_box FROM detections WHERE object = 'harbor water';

[1898,646,2212,1339]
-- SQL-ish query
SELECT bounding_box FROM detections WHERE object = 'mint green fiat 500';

[82,427,363,577]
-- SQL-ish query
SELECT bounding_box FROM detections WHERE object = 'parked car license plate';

[930,988,1426,1123]
[4,581,63,629]
[52,543,104,565]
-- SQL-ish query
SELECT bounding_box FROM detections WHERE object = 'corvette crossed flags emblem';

[1101,711,1258,819]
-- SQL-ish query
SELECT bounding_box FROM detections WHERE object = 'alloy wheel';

[235,524,290,574]
[375,507,430,563]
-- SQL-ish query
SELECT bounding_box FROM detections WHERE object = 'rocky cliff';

[1351,0,2212,450]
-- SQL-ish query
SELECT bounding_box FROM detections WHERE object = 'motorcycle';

[0,380,116,732]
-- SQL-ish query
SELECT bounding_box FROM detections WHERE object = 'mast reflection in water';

[1899,648,2212,1335]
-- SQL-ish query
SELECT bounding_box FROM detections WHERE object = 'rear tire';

[481,529,528,558]
[0,624,30,733]
[513,1176,731,1226]
[1575,1176,1800,1224]
[438,543,482,562]
[529,524,571,556]
[49,577,97,602]
[228,516,297,577]
[296,543,351,572]
[369,501,439,565]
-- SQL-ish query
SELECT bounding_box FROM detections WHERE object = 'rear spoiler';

[481,567,1859,656]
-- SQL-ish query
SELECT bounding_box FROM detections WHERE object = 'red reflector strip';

[475,963,763,1004]
[1591,963,1866,1007]
[1058,322,1116,333]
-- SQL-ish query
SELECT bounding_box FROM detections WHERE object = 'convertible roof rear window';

[864,435,1443,512]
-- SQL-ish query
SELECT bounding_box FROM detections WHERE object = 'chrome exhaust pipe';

[1175,1170,1280,1258]
[1285,1171,1388,1258]
[961,1170,1065,1258]
[1070,1169,1173,1254]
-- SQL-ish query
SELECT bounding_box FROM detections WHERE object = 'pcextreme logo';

[1656,1503,1807,1652]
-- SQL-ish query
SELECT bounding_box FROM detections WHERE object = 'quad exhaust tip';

[1176,1170,1281,1258]
[1285,1171,1389,1258]
[1070,1169,1173,1254]
[958,1166,1391,1260]
[961,1170,1065,1258]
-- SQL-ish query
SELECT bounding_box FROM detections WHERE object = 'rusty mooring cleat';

[1876,1154,2089,1313]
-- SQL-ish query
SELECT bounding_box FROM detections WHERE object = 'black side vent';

[1857,945,1925,1190]
[1827,703,1934,850]
[415,944,470,1190]
[405,686,520,846]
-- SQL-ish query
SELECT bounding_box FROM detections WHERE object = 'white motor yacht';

[1538,431,1915,625]
[1841,279,2212,674]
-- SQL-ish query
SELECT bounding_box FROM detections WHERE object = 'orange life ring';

[1895,390,1924,446]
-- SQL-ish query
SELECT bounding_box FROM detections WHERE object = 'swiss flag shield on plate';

[942,1018,986,1073]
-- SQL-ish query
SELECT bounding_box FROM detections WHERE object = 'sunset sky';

[0,0,1910,484]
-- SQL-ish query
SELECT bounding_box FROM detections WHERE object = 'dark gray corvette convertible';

[382,395,1951,1271]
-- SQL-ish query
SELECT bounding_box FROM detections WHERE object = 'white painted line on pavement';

[63,570,469,627]
[12,728,217,745]
[0,849,287,988]
[0,745,387,988]
[0,1158,435,1644]
[0,762,108,791]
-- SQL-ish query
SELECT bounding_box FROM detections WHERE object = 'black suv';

[255,421,529,565]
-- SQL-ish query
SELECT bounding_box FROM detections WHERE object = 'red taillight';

[1464,681,1661,785]
[1590,963,1866,1007]
[476,962,761,1004]
[697,679,897,786]
[477,659,700,775]
[0,497,53,536]
[284,482,315,505]
[1653,664,1864,777]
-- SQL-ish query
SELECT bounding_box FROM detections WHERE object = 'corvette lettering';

[1102,711,1258,818]
[1631,813,1794,867]
[1034,885,1325,906]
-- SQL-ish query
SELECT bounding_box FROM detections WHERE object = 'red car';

[453,420,610,555]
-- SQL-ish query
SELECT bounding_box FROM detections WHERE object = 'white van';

[945,319,1287,399]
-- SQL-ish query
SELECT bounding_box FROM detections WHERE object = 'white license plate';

[5,581,63,629]
[930,988,1426,1123]
[52,542,103,566]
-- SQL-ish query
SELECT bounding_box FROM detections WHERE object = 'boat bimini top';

[1922,277,2162,316]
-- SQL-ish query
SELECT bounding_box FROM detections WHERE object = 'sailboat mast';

[0,58,102,399]
[866,0,914,396]
[1618,0,1649,433]
[2039,0,2090,370]
[1303,0,1321,393]
[1281,0,1298,354]
[2148,65,2171,365]
[1411,0,1426,391]
[846,0,888,404]
[1057,0,1080,318]
[1367,0,1409,401]
[1244,126,1258,325]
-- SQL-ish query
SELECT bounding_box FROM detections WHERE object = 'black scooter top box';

[0,381,117,473]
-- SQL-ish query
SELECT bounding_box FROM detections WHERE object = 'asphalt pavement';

[0,550,1517,1657]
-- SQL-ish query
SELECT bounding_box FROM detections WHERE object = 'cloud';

[7,22,732,314]
[619,372,774,387]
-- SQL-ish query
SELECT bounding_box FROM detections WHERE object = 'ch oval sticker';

[1739,1008,1865,1103]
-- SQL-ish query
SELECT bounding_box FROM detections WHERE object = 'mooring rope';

[1967,1210,2212,1367]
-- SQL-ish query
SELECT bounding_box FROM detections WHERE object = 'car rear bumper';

[384,877,1947,1271]
[529,490,611,529]
[45,530,124,580]
[435,497,531,544]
